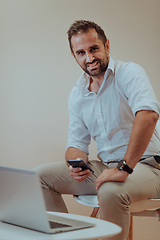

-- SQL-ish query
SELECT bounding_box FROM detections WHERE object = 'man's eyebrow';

[89,44,99,49]
[75,49,84,54]
[75,44,99,54]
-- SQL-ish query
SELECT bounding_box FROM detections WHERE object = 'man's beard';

[82,58,108,77]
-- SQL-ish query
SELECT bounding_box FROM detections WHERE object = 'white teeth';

[89,61,98,68]
[93,62,97,66]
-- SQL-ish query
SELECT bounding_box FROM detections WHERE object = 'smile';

[87,61,99,70]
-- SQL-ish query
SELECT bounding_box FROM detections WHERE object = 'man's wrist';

[117,160,133,174]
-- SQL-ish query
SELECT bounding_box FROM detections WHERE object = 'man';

[35,20,160,240]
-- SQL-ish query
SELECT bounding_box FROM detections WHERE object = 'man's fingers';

[71,170,91,178]
[73,172,91,182]
[96,176,104,190]
[69,165,82,173]
[69,166,91,182]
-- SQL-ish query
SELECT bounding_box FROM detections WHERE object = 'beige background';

[0,0,160,239]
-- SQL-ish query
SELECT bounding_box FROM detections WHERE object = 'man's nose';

[86,52,94,63]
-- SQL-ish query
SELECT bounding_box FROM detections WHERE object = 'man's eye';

[91,47,98,52]
[78,51,85,55]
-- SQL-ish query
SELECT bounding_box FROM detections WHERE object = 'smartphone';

[67,160,94,173]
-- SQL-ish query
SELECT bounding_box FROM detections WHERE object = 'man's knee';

[98,182,131,210]
[33,162,69,190]
[33,162,68,176]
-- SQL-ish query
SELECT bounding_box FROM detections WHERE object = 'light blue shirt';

[67,57,160,162]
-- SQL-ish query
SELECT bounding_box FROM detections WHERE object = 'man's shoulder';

[68,82,83,107]
[68,85,78,101]
[114,60,147,87]
[115,60,145,75]
[69,73,89,97]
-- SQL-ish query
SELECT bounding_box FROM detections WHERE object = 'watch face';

[117,160,133,174]
[117,160,124,169]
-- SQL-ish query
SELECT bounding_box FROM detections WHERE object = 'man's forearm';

[96,110,159,189]
[65,147,88,164]
[123,110,159,169]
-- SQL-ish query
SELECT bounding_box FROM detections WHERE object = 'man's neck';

[89,75,104,94]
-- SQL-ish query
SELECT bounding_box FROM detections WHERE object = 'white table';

[0,212,121,240]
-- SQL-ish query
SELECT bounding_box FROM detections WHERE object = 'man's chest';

[78,84,134,137]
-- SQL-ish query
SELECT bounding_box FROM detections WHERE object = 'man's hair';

[67,20,107,53]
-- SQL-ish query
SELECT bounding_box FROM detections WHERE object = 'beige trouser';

[34,157,160,240]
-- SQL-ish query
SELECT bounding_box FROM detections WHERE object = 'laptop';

[0,166,94,234]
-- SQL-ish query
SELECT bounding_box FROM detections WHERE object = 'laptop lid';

[0,166,94,233]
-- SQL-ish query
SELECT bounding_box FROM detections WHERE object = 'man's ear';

[105,39,110,55]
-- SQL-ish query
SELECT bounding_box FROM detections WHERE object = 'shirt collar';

[104,57,115,79]
[76,57,115,95]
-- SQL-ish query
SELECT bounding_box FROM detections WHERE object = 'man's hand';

[96,168,129,190]
[65,148,90,182]
[69,165,92,182]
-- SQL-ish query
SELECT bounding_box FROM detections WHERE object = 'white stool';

[74,194,160,240]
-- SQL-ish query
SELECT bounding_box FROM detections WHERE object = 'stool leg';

[90,207,100,218]
[157,209,160,221]
[127,216,133,240]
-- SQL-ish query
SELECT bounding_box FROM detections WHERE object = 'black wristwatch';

[117,160,133,174]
